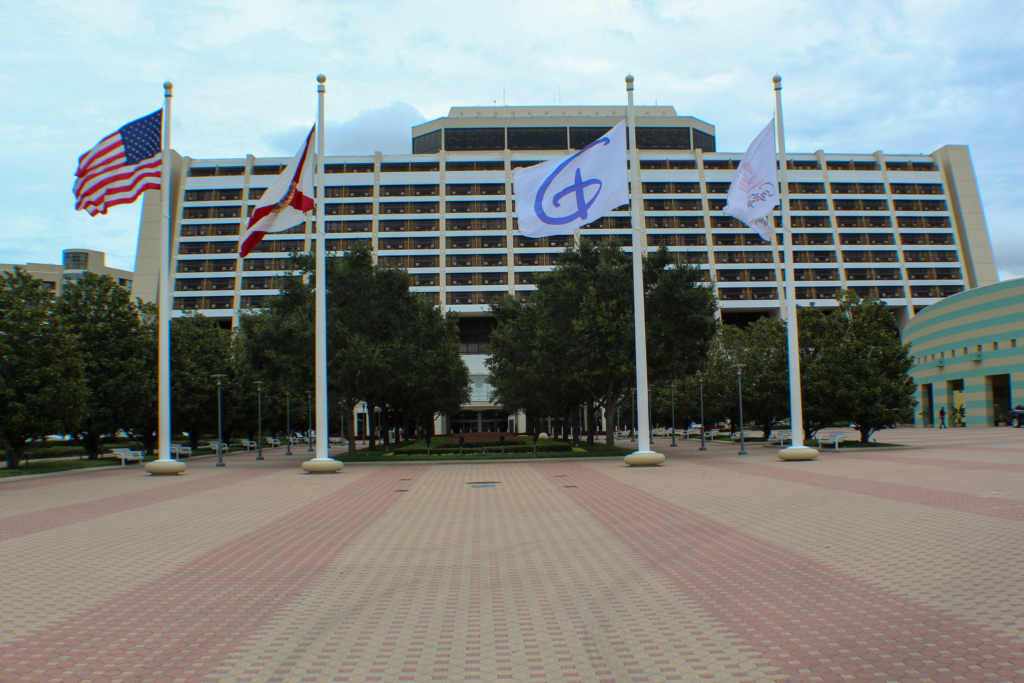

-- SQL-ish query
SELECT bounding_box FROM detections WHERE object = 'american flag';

[74,109,163,216]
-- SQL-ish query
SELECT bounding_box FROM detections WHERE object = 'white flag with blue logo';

[722,119,779,240]
[512,120,628,238]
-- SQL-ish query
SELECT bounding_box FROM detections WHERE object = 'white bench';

[685,427,702,439]
[704,428,721,441]
[288,435,304,446]
[266,437,281,448]
[169,444,192,459]
[207,441,228,455]
[329,436,347,446]
[240,439,259,451]
[731,430,754,442]
[768,430,792,446]
[110,448,143,466]
[818,432,848,450]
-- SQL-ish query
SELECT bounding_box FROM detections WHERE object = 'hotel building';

[2,248,134,297]
[134,106,998,431]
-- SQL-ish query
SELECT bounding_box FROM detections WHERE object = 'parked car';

[1009,405,1024,428]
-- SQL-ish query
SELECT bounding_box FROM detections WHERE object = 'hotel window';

[444,128,504,151]
[412,130,442,154]
[508,127,567,150]
[569,127,610,150]
[636,127,691,150]
[692,129,715,152]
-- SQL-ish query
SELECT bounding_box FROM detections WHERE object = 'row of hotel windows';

[179,197,949,221]
[411,126,712,154]
[175,265,964,294]
[171,283,966,313]
[184,182,946,204]
[185,158,938,178]
[178,216,953,239]
[917,339,1020,366]
[177,232,957,256]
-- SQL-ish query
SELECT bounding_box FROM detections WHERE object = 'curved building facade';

[905,278,1024,427]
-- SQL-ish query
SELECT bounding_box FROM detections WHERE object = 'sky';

[1,0,1021,278]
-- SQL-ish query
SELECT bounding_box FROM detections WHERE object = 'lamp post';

[630,391,636,442]
[285,392,292,456]
[211,374,227,467]
[306,390,313,452]
[373,405,382,448]
[734,364,747,455]
[697,371,707,452]
[254,381,264,460]
[670,381,677,447]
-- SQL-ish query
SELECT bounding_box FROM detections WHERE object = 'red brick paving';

[701,458,1024,522]
[1,430,1022,682]
[537,460,1024,681]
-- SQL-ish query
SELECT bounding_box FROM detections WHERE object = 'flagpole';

[147,81,186,475]
[304,74,344,473]
[774,74,818,461]
[623,74,664,467]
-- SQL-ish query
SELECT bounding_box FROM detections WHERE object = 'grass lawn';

[335,438,635,462]
[0,457,128,478]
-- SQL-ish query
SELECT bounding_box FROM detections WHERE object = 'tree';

[801,290,916,442]
[0,269,87,467]
[58,273,155,458]
[170,314,235,450]
[238,244,469,456]
[487,240,718,449]
[732,317,790,439]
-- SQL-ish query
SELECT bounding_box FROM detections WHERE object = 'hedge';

[438,432,523,448]
[394,442,574,455]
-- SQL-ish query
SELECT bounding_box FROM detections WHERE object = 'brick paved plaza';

[2,428,1022,682]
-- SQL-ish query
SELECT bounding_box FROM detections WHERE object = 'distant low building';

[905,278,1024,428]
[0,249,134,296]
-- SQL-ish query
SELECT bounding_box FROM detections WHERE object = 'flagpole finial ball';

[164,81,173,93]
[317,74,326,84]
[625,74,634,84]
[773,74,781,84]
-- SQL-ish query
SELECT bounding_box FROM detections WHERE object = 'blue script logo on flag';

[512,121,629,238]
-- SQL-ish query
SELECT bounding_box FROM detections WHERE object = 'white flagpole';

[304,74,344,473]
[147,81,186,475]
[774,74,818,460]
[623,75,664,466]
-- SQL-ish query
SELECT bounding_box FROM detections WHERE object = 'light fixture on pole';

[254,381,264,461]
[211,374,227,467]
[733,364,748,455]
[306,390,313,452]
[670,380,677,447]
[285,391,292,456]
[697,371,707,452]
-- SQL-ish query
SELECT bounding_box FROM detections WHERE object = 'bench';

[169,444,192,459]
[288,435,305,446]
[730,430,754,442]
[328,436,347,446]
[266,437,281,448]
[240,439,259,451]
[685,427,702,439]
[704,428,721,441]
[817,431,848,450]
[110,448,144,466]
[207,441,227,455]
[767,430,792,446]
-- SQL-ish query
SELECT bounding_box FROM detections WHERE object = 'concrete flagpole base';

[778,446,819,461]
[302,459,344,473]
[624,450,666,466]
[145,459,187,475]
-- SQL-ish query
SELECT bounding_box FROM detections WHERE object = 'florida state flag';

[240,125,315,257]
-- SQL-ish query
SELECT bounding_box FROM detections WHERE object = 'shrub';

[394,442,572,455]
[439,432,522,448]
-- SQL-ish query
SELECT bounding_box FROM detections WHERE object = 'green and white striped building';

[905,278,1024,428]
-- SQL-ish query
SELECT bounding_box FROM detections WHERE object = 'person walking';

[938,407,947,429]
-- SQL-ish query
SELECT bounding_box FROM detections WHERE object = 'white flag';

[512,120,628,238]
[722,119,779,240]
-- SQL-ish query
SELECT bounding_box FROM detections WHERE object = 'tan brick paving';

[0,429,1021,682]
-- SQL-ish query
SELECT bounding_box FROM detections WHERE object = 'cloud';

[265,102,427,158]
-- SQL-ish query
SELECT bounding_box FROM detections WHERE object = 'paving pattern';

[1,428,1022,682]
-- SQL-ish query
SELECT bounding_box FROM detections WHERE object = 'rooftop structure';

[1,248,134,296]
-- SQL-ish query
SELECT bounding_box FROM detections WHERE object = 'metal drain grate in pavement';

[468,481,500,488]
